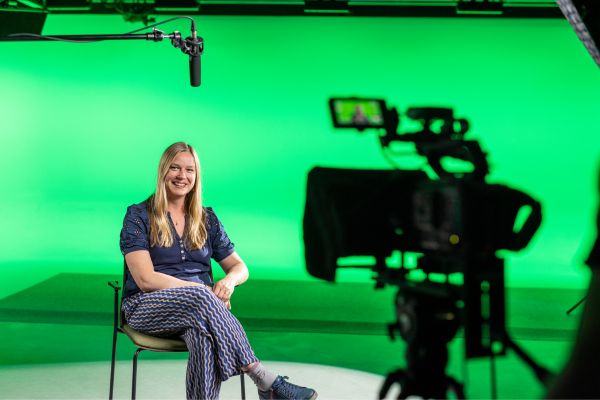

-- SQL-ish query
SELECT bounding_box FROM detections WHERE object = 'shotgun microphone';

[190,49,200,87]
[188,28,203,87]
[169,20,204,87]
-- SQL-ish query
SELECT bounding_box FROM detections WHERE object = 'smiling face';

[164,151,197,201]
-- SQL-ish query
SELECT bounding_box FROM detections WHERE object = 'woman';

[120,142,317,400]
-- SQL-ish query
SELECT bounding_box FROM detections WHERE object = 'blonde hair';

[148,142,207,249]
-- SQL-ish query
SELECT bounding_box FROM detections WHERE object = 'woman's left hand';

[213,277,236,303]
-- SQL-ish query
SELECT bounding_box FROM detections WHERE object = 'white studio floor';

[0,360,387,400]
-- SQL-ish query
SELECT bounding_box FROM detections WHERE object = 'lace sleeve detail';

[120,204,150,255]
[206,207,235,262]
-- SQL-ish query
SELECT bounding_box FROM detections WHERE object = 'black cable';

[7,16,197,44]
[380,146,402,170]
[125,16,196,35]
[380,144,428,171]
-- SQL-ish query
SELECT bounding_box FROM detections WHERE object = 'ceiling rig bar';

[12,1,564,18]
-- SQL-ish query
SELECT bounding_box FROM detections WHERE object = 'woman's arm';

[212,251,249,303]
[125,250,201,292]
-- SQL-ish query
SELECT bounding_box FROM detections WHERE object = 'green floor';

[0,273,585,398]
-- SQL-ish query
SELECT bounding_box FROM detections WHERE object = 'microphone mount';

[170,30,204,59]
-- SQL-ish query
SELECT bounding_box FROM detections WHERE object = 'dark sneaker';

[258,376,317,400]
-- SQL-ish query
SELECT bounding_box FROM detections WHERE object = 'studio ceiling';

[1,0,563,18]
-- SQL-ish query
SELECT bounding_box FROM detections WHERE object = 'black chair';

[108,267,246,400]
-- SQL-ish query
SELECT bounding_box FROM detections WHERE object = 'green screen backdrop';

[0,15,598,296]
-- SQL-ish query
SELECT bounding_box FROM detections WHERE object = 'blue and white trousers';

[122,285,258,400]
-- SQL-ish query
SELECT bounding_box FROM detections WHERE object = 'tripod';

[377,265,553,399]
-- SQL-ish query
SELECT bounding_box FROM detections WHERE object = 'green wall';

[0,14,598,292]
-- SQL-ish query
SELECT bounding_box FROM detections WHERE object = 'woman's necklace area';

[170,212,186,227]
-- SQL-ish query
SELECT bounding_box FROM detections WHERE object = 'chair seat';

[122,324,188,352]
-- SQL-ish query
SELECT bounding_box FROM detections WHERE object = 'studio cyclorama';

[0,1,599,399]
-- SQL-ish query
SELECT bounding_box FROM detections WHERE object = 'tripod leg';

[490,351,497,400]
[446,376,466,399]
[566,296,587,315]
[378,369,407,400]
[504,333,554,386]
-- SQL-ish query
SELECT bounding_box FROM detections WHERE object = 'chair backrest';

[119,260,128,329]
[106,262,128,332]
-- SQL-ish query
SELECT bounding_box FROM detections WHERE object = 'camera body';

[303,99,542,362]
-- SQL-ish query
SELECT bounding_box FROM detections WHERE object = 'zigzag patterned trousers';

[122,285,258,400]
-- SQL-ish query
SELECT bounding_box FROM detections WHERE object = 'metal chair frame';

[108,266,246,400]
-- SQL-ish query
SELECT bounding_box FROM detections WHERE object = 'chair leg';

[109,281,120,400]
[240,372,246,400]
[109,332,117,400]
[132,348,144,400]
[130,347,245,400]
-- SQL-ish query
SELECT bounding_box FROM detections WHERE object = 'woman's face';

[164,151,197,200]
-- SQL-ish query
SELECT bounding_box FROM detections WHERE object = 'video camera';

[303,97,548,398]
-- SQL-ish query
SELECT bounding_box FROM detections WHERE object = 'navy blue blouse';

[119,202,235,298]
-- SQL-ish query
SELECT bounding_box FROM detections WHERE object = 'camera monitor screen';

[329,98,386,129]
